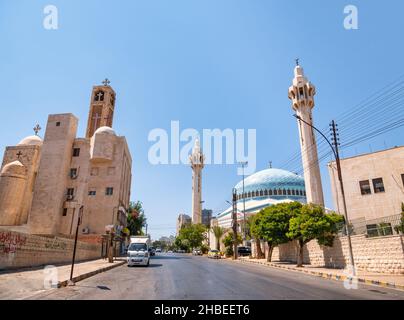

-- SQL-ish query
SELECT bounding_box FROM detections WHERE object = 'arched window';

[292,189,296,195]
[282,189,286,195]
[264,189,268,196]
[251,191,255,197]
[278,189,282,196]
[274,189,277,196]
[94,91,104,102]
[248,191,251,198]
[260,190,264,197]
[304,190,306,196]
[287,189,291,195]
[269,189,273,196]
[300,190,303,196]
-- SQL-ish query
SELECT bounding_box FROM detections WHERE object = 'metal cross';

[295,58,300,66]
[33,124,41,136]
[102,78,111,86]
[16,151,23,160]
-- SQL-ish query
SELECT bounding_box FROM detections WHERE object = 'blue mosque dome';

[234,168,306,202]
[217,168,306,228]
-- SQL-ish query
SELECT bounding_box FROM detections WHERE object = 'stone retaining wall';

[251,234,404,274]
[0,228,102,270]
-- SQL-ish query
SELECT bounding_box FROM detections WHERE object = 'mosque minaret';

[190,138,204,224]
[288,61,324,206]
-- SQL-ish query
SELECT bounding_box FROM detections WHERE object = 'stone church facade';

[0,81,132,238]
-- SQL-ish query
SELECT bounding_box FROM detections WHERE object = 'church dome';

[1,160,26,176]
[234,168,306,199]
[94,126,116,136]
[18,135,43,147]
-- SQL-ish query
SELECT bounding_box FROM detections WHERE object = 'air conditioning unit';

[82,227,90,234]
[66,195,74,201]
[70,173,78,179]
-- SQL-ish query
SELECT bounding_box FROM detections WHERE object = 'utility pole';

[330,120,356,276]
[238,161,248,244]
[232,188,238,260]
[69,205,84,286]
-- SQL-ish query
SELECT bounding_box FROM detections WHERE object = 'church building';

[0,80,132,238]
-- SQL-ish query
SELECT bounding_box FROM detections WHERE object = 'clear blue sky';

[1,1,404,239]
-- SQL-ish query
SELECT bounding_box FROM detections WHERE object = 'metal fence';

[337,214,404,238]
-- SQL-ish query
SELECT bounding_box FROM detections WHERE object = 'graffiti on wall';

[0,232,27,254]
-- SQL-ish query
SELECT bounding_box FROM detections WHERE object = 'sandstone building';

[328,146,404,225]
[0,80,132,237]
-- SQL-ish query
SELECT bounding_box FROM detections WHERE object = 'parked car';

[208,249,221,259]
[192,249,202,256]
[155,248,162,253]
[177,249,186,253]
[148,247,156,256]
[237,246,252,257]
[167,250,173,253]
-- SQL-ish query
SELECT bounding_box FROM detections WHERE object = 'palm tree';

[211,226,225,251]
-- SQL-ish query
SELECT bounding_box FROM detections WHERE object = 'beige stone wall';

[328,146,404,221]
[1,145,41,225]
[252,234,404,274]
[0,229,101,270]
[29,114,79,235]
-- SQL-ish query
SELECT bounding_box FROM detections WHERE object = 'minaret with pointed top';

[288,62,324,206]
[190,138,205,224]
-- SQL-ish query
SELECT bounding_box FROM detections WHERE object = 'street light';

[293,114,356,276]
[237,161,248,244]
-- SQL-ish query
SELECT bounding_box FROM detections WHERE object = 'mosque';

[216,168,307,228]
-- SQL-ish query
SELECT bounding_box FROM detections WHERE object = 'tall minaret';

[288,61,324,206]
[190,138,205,224]
[86,78,116,138]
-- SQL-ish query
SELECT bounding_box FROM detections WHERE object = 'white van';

[127,236,151,267]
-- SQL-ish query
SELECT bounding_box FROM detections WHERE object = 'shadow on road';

[152,255,191,260]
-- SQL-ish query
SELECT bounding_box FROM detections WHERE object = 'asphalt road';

[29,254,404,300]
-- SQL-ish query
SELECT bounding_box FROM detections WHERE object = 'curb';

[58,261,126,288]
[236,259,404,292]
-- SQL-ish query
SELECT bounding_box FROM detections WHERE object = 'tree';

[253,202,302,262]
[177,223,207,250]
[223,232,242,257]
[126,201,147,236]
[287,204,344,267]
[211,226,225,250]
[394,203,404,234]
[248,214,265,259]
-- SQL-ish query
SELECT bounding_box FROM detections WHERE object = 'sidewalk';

[237,258,404,291]
[0,258,125,300]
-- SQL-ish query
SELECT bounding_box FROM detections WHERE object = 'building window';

[66,188,74,201]
[70,168,78,179]
[56,122,61,127]
[62,208,68,216]
[372,178,385,193]
[359,180,372,195]
[88,190,96,196]
[401,174,404,187]
[106,187,114,196]
[73,148,80,157]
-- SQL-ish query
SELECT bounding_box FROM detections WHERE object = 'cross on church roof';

[295,58,300,66]
[102,78,111,86]
[16,151,23,160]
[33,124,41,136]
